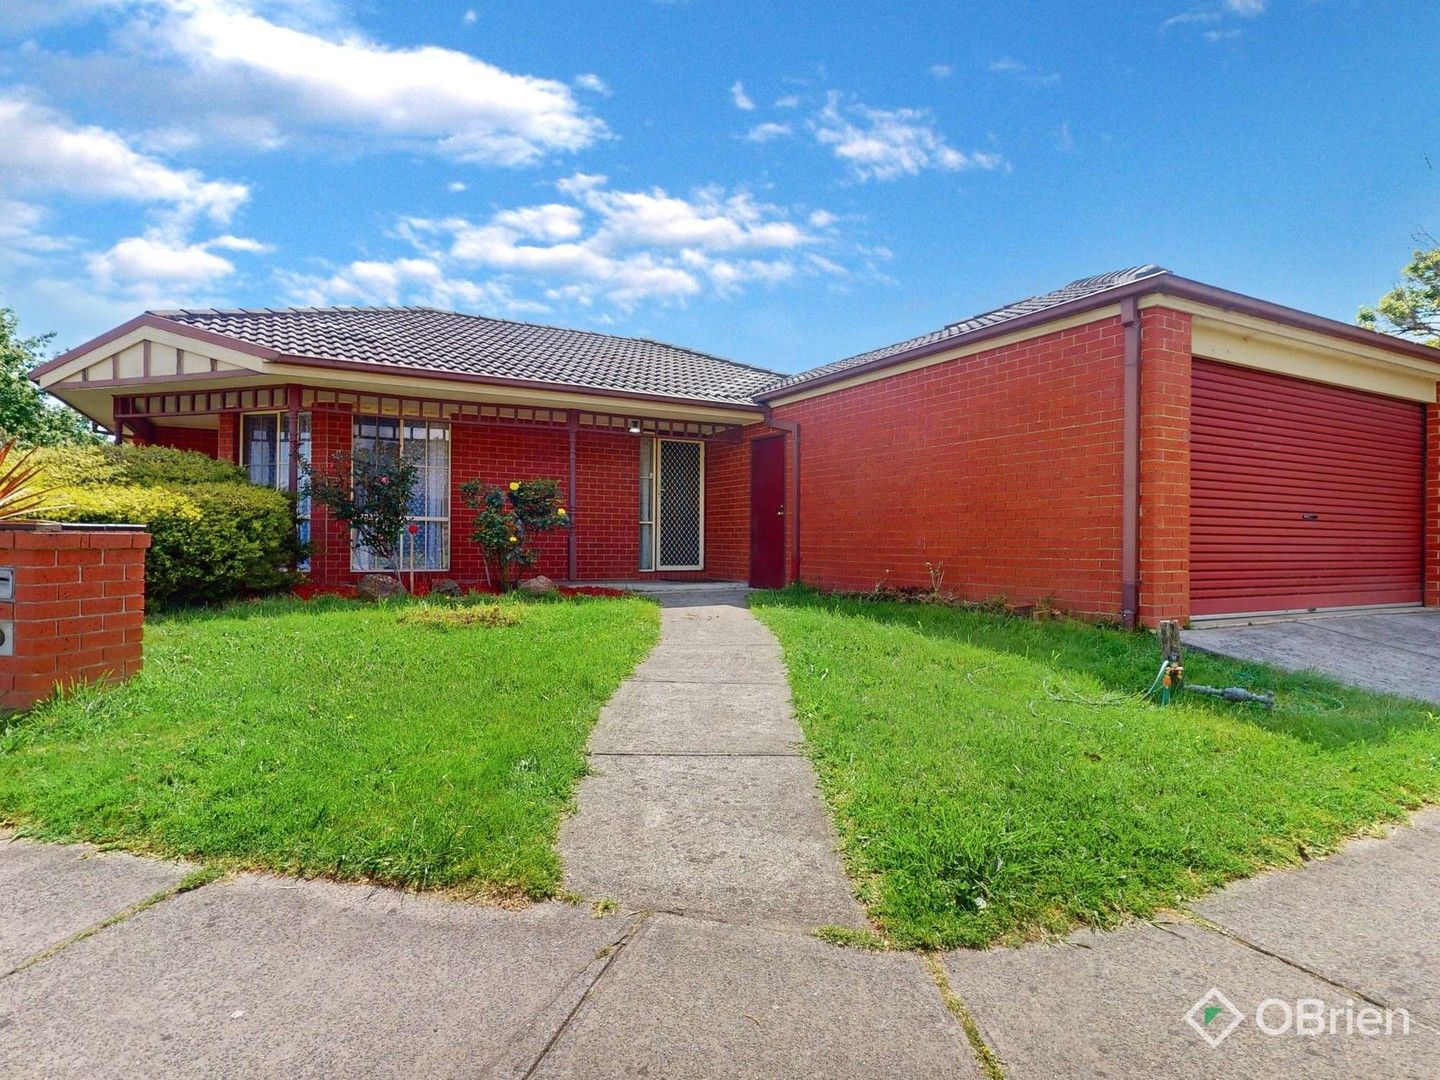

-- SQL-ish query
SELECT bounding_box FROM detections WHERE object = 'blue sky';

[0,0,1434,374]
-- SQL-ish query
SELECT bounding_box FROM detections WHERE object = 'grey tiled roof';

[151,306,783,406]
[152,267,1170,408]
[764,265,1170,395]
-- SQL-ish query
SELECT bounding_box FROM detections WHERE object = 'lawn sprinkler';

[1149,620,1274,709]
[1181,683,1275,709]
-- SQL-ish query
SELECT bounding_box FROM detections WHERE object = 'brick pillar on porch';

[1426,394,1440,607]
[216,412,239,464]
[1137,307,1192,627]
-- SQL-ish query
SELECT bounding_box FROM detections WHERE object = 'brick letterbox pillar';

[0,522,151,711]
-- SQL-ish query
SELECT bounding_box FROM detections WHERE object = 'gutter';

[1120,298,1141,629]
[761,409,802,583]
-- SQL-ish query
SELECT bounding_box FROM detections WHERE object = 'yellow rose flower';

[509,481,520,491]
[509,536,518,543]
[557,508,567,517]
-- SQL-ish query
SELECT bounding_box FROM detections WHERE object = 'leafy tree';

[1359,248,1440,345]
[303,448,420,583]
[460,477,570,591]
[0,301,100,446]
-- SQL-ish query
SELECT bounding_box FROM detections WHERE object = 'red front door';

[749,435,786,588]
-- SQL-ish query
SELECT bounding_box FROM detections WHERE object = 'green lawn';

[751,587,1440,949]
[0,594,659,899]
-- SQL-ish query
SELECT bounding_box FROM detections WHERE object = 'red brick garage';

[757,267,1440,626]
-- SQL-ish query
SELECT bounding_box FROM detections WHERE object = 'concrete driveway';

[1183,609,1440,703]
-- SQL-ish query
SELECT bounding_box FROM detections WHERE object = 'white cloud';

[0,94,247,222]
[744,121,792,144]
[730,80,755,111]
[447,180,468,193]
[928,64,953,79]
[289,175,844,312]
[807,209,837,228]
[809,92,1002,182]
[42,0,607,166]
[0,92,266,305]
[88,232,236,289]
[574,72,611,96]
[1162,2,1263,35]
[461,8,477,23]
[1160,10,1220,30]
[0,199,74,265]
[774,94,802,109]
[1056,122,1074,152]
[987,57,1061,87]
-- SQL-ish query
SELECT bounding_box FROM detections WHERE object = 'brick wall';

[1136,307,1193,625]
[216,412,238,464]
[703,436,748,581]
[771,317,1129,618]
[146,424,219,456]
[0,524,149,710]
[302,405,745,587]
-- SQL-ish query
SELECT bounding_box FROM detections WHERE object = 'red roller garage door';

[1190,358,1424,617]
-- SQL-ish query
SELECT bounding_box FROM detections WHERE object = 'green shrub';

[32,443,245,489]
[47,482,299,608]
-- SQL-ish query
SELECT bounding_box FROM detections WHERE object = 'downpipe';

[1121,298,1141,629]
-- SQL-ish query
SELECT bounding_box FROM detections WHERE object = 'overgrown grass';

[0,593,659,899]
[751,586,1440,949]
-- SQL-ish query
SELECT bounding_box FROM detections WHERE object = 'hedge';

[31,443,246,488]
[31,445,299,608]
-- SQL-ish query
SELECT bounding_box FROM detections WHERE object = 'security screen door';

[650,439,703,570]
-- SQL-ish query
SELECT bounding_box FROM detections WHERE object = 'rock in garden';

[518,575,556,596]
[430,578,463,598]
[356,574,408,601]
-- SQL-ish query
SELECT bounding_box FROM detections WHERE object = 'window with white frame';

[638,437,703,571]
[241,412,311,555]
[350,415,451,572]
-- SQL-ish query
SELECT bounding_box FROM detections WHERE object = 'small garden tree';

[304,449,420,583]
[460,478,570,591]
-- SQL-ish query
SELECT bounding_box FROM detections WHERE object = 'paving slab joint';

[1170,908,1440,1033]
[516,912,651,1079]
[3,864,224,978]
[923,952,1008,1080]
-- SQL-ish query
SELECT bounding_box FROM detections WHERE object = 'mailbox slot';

[0,620,12,657]
[0,566,13,602]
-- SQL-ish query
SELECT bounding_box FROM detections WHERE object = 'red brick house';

[33,266,1440,626]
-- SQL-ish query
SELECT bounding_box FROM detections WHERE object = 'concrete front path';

[1183,609,1440,702]
[558,587,866,931]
